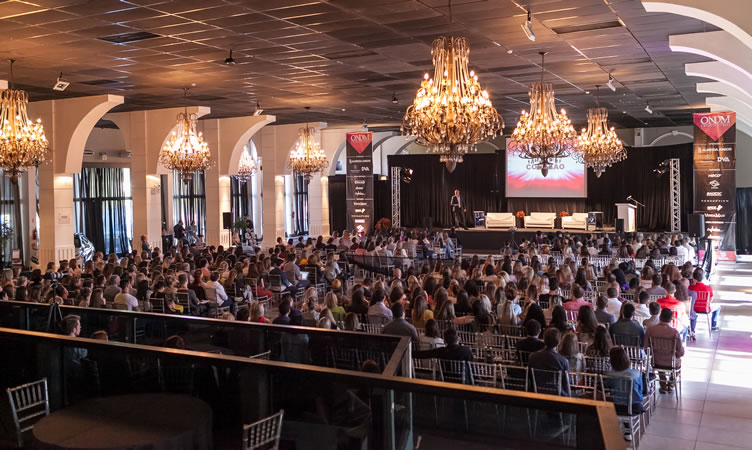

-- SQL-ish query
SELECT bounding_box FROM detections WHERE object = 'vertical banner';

[693,112,737,261]
[346,132,373,236]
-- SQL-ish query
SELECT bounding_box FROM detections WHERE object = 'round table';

[33,393,213,450]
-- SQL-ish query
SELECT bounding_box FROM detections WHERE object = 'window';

[73,167,133,255]
[230,177,250,224]
[172,170,206,238]
[0,172,18,262]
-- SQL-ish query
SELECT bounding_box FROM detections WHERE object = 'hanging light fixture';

[159,87,212,183]
[234,146,260,182]
[576,85,625,177]
[288,108,328,184]
[508,52,578,176]
[0,60,48,183]
[401,1,502,171]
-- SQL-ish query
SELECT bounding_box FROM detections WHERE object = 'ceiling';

[0,0,717,129]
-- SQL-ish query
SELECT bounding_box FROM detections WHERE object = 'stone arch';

[648,131,693,146]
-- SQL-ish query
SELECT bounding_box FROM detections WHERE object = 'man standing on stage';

[450,189,468,230]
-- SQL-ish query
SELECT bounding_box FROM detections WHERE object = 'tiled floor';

[640,262,752,450]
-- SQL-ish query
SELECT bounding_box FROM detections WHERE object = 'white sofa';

[485,212,515,228]
[524,212,556,229]
[562,212,588,230]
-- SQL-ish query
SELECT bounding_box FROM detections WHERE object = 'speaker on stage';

[688,213,705,237]
[222,212,233,230]
[615,218,624,234]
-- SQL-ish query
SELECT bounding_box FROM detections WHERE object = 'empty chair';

[243,409,285,450]
[529,368,568,396]
[468,361,497,388]
[6,378,50,447]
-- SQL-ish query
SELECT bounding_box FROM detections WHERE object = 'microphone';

[626,195,632,201]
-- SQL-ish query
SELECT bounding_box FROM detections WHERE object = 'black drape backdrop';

[383,143,694,231]
[74,167,132,255]
[737,188,752,254]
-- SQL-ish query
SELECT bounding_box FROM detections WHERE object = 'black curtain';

[373,175,391,224]
[173,170,206,236]
[230,178,251,223]
[74,167,132,255]
[389,153,506,228]
[386,143,693,231]
[328,175,346,233]
[586,144,693,231]
[737,188,752,255]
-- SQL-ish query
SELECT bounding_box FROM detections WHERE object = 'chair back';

[612,333,640,347]
[243,410,285,450]
[175,292,190,312]
[693,290,712,313]
[438,359,470,384]
[6,378,49,447]
[498,324,525,336]
[204,286,218,303]
[413,358,439,380]
[498,364,529,391]
[530,368,565,396]
[362,323,383,334]
[585,356,612,374]
[648,336,679,368]
[600,375,634,415]
[468,362,497,388]
[568,372,599,399]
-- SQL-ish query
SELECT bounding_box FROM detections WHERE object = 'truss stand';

[669,158,680,233]
[391,166,401,229]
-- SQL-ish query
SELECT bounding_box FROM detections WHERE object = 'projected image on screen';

[506,151,586,198]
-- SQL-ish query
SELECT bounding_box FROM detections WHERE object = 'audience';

[382,303,419,343]
[528,328,570,396]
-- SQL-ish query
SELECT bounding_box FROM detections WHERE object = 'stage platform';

[453,227,615,253]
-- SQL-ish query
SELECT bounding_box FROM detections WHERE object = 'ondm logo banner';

[693,112,736,261]
[346,132,373,235]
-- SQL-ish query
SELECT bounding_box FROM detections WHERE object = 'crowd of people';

[0,228,715,439]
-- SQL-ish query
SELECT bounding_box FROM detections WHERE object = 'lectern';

[616,203,637,233]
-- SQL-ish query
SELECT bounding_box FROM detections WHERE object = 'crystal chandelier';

[0,60,48,183]
[159,88,211,183]
[508,52,578,176]
[288,123,328,184]
[402,36,502,170]
[234,146,260,182]
[576,88,625,177]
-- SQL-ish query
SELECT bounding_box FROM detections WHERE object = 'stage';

[454,227,615,253]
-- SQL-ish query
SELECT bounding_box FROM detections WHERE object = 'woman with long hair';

[498,300,520,327]
[411,295,434,329]
[585,325,613,356]
[558,331,584,372]
[548,305,571,334]
[576,305,599,343]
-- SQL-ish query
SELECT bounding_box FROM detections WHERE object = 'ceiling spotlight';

[585,90,590,94]
[391,92,399,104]
[224,49,236,65]
[253,100,263,116]
[644,104,653,114]
[53,72,69,91]
[507,49,513,54]
[341,108,346,112]
[521,10,535,42]
[607,73,616,92]
[362,118,368,130]
[401,167,413,184]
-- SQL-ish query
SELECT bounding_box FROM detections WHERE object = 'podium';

[616,203,637,233]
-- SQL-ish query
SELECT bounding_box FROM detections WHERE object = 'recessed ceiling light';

[585,90,590,94]
[507,49,513,54]
[341,108,346,111]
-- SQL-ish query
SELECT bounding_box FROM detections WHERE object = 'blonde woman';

[411,295,434,329]
[499,300,520,326]
[250,302,267,323]
[325,292,346,322]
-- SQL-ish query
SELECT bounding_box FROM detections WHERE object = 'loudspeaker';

[688,213,705,237]
[222,212,232,230]
[615,218,625,234]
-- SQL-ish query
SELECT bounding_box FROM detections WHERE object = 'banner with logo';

[346,132,373,235]
[693,112,736,261]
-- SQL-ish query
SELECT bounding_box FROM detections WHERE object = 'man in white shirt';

[682,238,695,264]
[633,291,652,323]
[114,279,139,311]
[204,271,237,315]
[605,287,624,317]
[674,240,687,264]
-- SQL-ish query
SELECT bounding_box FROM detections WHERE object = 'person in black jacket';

[414,328,473,361]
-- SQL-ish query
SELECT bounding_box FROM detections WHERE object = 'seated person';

[609,303,645,347]
[644,308,685,393]
[414,328,473,361]
[382,303,419,343]
[528,328,570,396]
[604,346,643,430]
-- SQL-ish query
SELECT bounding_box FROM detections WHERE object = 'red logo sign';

[347,132,372,154]
[694,112,735,141]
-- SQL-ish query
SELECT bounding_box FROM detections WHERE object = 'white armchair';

[485,212,515,228]
[562,212,588,230]
[524,212,556,228]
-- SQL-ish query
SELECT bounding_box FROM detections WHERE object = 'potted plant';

[0,223,13,269]
[515,211,525,228]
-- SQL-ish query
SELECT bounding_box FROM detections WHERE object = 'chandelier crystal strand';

[0,60,48,183]
[288,124,328,184]
[508,52,578,176]
[402,36,502,167]
[234,146,259,182]
[576,106,625,177]
[159,88,212,183]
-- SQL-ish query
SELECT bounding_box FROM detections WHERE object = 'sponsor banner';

[693,112,736,261]
[346,132,373,235]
